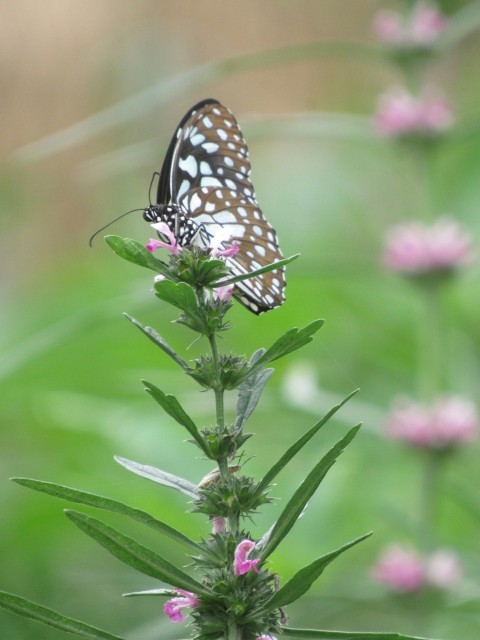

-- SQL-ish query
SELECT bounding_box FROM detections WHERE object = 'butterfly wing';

[179,187,285,314]
[159,99,285,314]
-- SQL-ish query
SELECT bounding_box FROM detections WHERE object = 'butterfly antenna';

[88,208,145,247]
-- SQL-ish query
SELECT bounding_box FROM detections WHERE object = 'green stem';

[419,451,443,551]
[227,620,242,640]
[417,281,443,400]
[208,332,225,429]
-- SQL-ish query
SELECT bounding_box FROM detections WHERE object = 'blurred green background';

[1,1,480,638]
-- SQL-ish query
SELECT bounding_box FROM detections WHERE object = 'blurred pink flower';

[164,589,199,623]
[375,86,453,137]
[381,218,475,275]
[234,539,260,576]
[372,545,462,592]
[385,396,478,449]
[213,283,235,302]
[374,2,448,47]
[372,545,425,592]
[212,516,227,534]
[410,1,449,44]
[426,549,462,587]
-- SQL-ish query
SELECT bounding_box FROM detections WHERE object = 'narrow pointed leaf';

[281,627,439,640]
[238,321,324,384]
[142,380,210,456]
[254,390,359,497]
[105,235,170,275]
[213,254,300,287]
[260,424,361,560]
[0,591,125,639]
[235,348,273,432]
[11,477,201,552]
[264,532,371,611]
[123,588,172,597]
[65,510,209,596]
[114,456,198,498]
[124,314,190,372]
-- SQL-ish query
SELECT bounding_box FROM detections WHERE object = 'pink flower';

[212,516,227,534]
[374,10,404,44]
[371,545,426,592]
[426,549,462,587]
[213,283,234,302]
[410,1,449,45]
[234,539,260,576]
[163,589,199,623]
[385,396,478,449]
[209,227,239,258]
[375,86,453,137]
[146,222,181,255]
[374,2,448,47]
[381,218,475,275]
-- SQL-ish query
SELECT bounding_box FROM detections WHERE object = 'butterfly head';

[143,203,178,224]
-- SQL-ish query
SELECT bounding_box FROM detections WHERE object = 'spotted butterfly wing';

[148,98,285,314]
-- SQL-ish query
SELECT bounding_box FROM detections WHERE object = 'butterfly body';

[147,98,285,314]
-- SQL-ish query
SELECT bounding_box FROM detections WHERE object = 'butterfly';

[143,98,285,314]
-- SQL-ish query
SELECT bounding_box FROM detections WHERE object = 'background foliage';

[1,1,479,639]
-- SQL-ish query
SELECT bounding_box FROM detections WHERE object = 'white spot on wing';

[191,133,206,146]
[179,155,197,178]
[203,142,219,153]
[200,161,213,175]
[189,193,202,212]
[201,177,223,188]
[177,180,190,199]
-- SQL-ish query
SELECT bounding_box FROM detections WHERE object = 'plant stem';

[227,620,242,640]
[208,332,225,429]
[417,281,443,401]
[419,451,442,551]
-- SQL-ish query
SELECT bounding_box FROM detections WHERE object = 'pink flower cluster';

[372,545,462,592]
[382,218,475,275]
[146,222,238,301]
[164,538,260,623]
[385,396,478,449]
[374,1,448,47]
[375,86,453,137]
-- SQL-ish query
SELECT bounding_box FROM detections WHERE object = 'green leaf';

[114,456,198,498]
[254,390,359,497]
[154,280,199,316]
[65,510,210,596]
[434,1,480,51]
[238,320,324,384]
[263,532,371,611]
[142,380,211,456]
[213,253,300,287]
[234,348,273,432]
[260,424,361,560]
[123,588,172,597]
[281,627,439,640]
[11,477,201,553]
[104,235,170,275]
[0,591,125,639]
[124,314,190,372]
